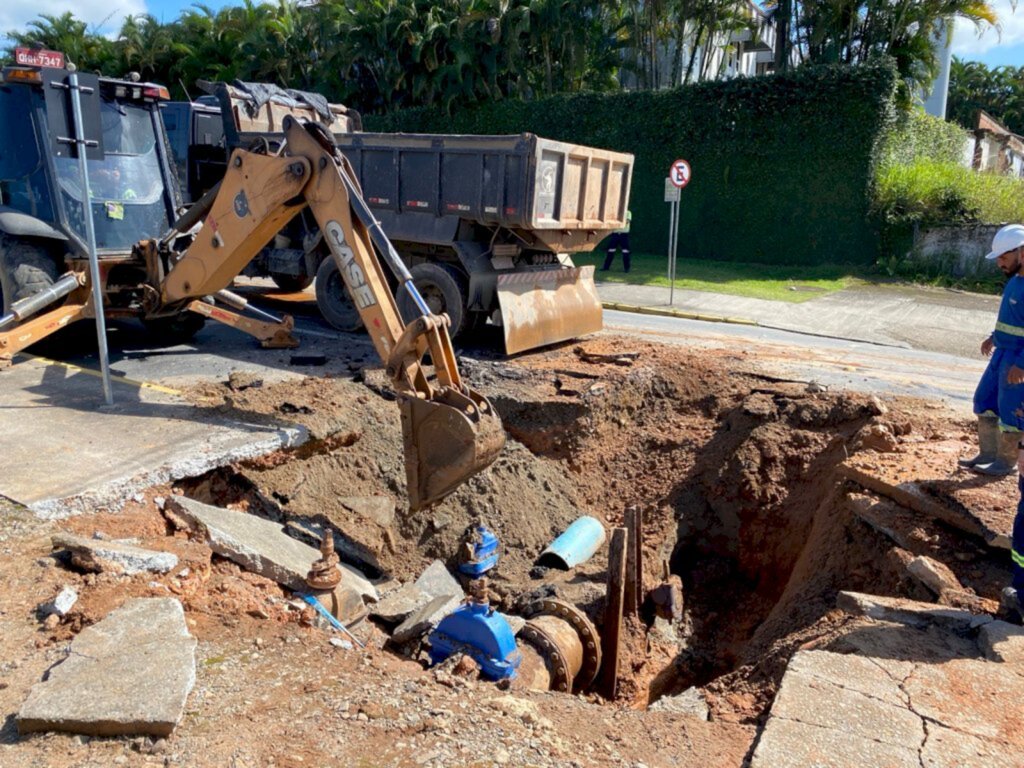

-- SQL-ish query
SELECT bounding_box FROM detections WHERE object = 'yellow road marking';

[18,354,181,395]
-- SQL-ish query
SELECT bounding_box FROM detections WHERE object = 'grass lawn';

[574,252,866,303]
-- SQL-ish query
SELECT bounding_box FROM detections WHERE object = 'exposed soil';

[0,333,1015,767]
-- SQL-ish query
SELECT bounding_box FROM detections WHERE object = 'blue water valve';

[458,522,500,577]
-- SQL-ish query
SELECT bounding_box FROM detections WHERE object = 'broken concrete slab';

[18,598,196,737]
[786,649,908,707]
[921,723,1023,768]
[841,441,1013,550]
[414,560,463,600]
[369,583,430,623]
[905,658,1024,743]
[751,714,921,768]
[770,652,923,748]
[288,497,395,572]
[649,687,709,720]
[0,357,307,519]
[837,591,983,632]
[978,620,1024,665]
[52,533,178,575]
[392,594,461,644]
[907,555,963,596]
[39,586,78,617]
[167,497,376,600]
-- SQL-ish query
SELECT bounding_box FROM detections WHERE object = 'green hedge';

[367,62,899,266]
[877,109,970,168]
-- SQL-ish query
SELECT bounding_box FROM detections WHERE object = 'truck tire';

[270,272,314,292]
[315,257,364,333]
[0,236,60,315]
[398,263,467,338]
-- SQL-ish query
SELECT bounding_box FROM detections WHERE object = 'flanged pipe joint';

[517,598,601,693]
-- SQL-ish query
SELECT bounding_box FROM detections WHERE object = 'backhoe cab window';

[55,99,170,250]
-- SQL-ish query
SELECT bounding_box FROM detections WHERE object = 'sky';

[1,0,1022,68]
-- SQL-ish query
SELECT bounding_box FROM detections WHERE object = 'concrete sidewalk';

[0,355,306,518]
[596,280,1000,360]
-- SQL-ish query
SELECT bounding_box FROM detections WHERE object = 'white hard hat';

[985,224,1024,260]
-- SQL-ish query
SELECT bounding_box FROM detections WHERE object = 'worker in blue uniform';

[960,224,1024,477]
[601,210,632,273]
[1008,463,1024,623]
[963,225,1024,623]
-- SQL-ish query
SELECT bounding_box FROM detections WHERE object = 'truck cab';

[0,54,180,313]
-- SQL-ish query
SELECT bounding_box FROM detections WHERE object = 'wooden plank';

[635,506,645,614]
[600,527,627,700]
[624,507,639,617]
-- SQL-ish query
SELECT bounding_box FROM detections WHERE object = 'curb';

[601,301,758,327]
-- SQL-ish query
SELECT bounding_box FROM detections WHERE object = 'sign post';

[666,159,691,305]
[64,70,114,406]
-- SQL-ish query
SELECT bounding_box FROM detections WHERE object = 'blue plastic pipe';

[539,516,607,570]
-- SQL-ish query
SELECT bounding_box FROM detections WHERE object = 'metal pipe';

[538,516,607,570]
[69,71,113,406]
[519,599,602,694]
[0,273,79,329]
[161,180,222,247]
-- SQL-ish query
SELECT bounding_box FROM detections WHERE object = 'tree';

[948,56,1024,134]
[781,0,1000,94]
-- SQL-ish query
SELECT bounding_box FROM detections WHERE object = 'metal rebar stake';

[68,71,113,406]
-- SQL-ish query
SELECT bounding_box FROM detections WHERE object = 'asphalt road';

[17,292,985,416]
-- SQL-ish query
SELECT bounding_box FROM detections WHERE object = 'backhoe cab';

[0,58,504,510]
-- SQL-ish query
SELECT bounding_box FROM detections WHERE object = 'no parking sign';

[670,158,691,189]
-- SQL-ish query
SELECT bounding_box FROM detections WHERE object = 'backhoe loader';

[0,60,504,510]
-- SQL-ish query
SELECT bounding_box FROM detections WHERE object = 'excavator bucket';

[496,266,603,355]
[400,385,506,510]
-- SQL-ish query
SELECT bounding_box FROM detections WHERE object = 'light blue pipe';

[539,516,607,569]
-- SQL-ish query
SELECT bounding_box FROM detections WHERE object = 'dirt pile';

[4,332,1016,768]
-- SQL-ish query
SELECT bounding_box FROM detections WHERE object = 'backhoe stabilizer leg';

[0,302,89,362]
[184,300,299,349]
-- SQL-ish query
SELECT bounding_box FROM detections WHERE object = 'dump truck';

[164,82,634,353]
[0,54,503,510]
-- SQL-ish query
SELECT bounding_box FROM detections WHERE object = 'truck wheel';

[270,272,314,292]
[141,309,206,344]
[399,263,467,337]
[315,257,364,333]
[0,236,60,315]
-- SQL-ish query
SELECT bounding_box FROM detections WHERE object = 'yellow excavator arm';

[160,118,505,509]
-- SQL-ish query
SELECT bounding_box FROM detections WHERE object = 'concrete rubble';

[841,441,1015,550]
[978,620,1024,664]
[650,687,710,720]
[166,496,377,600]
[392,594,462,644]
[906,555,963,596]
[52,533,178,574]
[18,598,196,737]
[370,560,465,630]
[290,495,396,571]
[370,583,431,623]
[414,560,464,600]
[39,586,78,617]
[836,590,992,631]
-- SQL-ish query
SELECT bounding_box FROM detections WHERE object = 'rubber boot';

[973,429,1019,476]
[959,415,999,468]
[998,587,1024,625]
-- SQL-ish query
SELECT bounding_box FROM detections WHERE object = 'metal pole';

[666,189,674,282]
[669,198,679,306]
[68,72,113,406]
